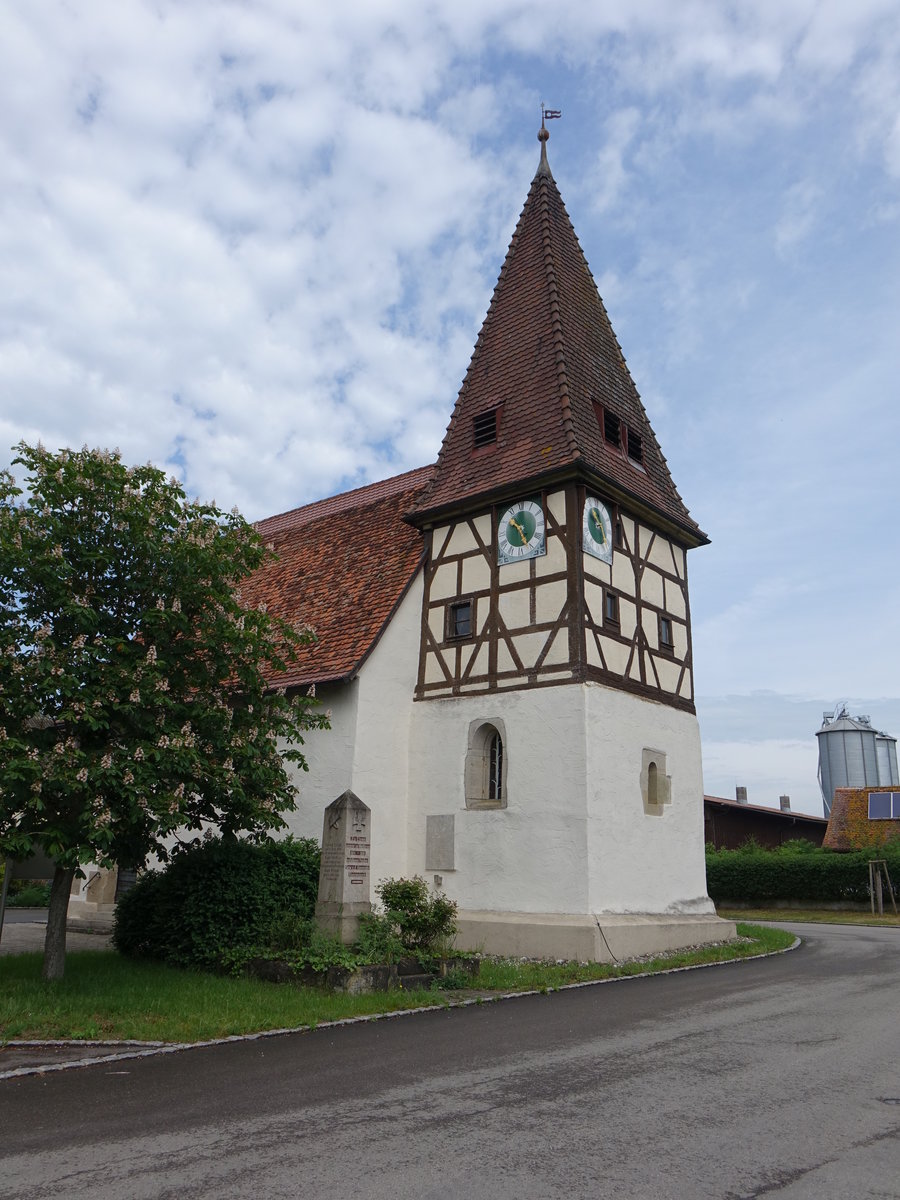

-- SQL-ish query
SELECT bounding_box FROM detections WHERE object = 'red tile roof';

[411,148,705,543]
[242,466,433,687]
[704,795,827,824]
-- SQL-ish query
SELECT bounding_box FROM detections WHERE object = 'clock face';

[583,497,613,564]
[497,499,546,565]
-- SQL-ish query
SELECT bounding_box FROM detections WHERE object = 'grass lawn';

[0,922,793,1043]
[718,907,900,928]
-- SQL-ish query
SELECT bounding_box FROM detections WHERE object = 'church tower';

[406,124,729,958]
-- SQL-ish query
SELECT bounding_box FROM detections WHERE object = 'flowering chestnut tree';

[0,442,328,980]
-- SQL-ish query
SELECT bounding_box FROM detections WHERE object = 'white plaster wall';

[541,535,567,575]
[535,579,567,624]
[584,579,604,620]
[664,579,686,618]
[584,684,713,915]
[462,555,491,593]
[281,680,359,843]
[602,639,630,675]
[408,686,590,914]
[546,489,566,525]
[349,571,423,883]
[642,569,664,610]
[498,588,530,628]
[655,655,682,693]
[430,562,457,600]
[619,598,637,638]
[613,555,636,596]
[647,534,675,573]
[281,572,422,886]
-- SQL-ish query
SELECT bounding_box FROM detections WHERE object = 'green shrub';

[376,876,458,960]
[355,911,406,964]
[706,842,900,904]
[6,882,52,907]
[113,836,320,969]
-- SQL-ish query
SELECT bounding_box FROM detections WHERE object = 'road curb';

[0,935,801,1081]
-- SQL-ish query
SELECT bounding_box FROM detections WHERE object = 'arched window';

[641,748,671,815]
[488,730,503,803]
[465,720,508,809]
[647,761,658,806]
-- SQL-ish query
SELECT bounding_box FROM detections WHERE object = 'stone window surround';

[464,718,508,810]
[641,747,672,816]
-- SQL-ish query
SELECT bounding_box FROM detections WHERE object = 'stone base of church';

[454,910,737,963]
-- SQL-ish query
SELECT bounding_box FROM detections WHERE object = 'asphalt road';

[1,923,899,1199]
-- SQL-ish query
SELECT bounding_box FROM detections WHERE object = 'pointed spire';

[410,132,705,544]
[537,115,551,176]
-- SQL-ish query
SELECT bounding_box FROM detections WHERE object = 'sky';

[2,1,899,817]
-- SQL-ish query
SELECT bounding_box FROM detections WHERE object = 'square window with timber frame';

[445,597,475,641]
[659,615,674,654]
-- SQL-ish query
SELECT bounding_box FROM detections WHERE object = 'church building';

[243,126,733,960]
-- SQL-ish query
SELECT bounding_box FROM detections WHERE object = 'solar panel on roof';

[868,791,900,819]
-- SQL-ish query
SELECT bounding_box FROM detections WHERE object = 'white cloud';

[775,180,823,253]
[1,2,899,823]
[588,108,642,215]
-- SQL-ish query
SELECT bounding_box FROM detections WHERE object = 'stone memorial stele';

[314,790,372,943]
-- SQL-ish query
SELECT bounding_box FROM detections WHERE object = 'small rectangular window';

[615,519,624,548]
[473,409,498,448]
[626,428,643,464]
[660,616,674,651]
[603,409,621,448]
[447,599,473,640]
[604,591,619,626]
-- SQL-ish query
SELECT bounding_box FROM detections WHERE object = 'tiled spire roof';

[411,137,705,543]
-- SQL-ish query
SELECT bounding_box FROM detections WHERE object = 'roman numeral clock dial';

[583,497,613,564]
[497,499,546,565]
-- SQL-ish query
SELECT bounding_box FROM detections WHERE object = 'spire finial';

[538,103,561,174]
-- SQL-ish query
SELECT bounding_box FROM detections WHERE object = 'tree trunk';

[42,865,75,982]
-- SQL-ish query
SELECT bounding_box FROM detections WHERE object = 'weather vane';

[539,104,561,160]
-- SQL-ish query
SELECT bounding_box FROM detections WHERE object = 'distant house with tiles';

[824,786,900,851]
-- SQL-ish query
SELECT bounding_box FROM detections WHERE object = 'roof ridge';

[256,464,434,532]
[539,173,580,462]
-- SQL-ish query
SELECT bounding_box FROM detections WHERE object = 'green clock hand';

[591,509,605,542]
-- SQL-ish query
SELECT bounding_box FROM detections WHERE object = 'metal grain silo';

[817,707,899,816]
[875,733,900,788]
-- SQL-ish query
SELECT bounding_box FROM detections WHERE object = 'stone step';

[397,972,435,991]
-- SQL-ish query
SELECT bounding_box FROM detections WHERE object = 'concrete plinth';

[454,910,738,963]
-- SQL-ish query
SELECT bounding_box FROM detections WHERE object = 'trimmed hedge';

[113,836,320,969]
[706,841,900,904]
